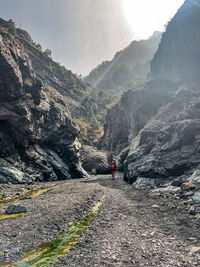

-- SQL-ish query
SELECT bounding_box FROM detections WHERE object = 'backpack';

[111,164,116,171]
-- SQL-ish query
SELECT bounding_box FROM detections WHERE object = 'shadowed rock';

[0,28,85,183]
[101,0,200,185]
[6,204,27,214]
[80,145,111,174]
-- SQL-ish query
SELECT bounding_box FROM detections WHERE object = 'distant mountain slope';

[85,32,162,95]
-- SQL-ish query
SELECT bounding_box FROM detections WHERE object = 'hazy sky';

[0,0,184,75]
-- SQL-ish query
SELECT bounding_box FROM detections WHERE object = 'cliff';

[0,24,86,183]
[100,79,176,153]
[151,0,200,82]
[101,0,200,183]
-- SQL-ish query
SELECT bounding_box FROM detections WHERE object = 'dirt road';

[0,174,199,266]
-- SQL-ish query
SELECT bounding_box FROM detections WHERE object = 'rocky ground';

[0,174,200,266]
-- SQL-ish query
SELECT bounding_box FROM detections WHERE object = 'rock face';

[124,86,200,183]
[80,145,111,174]
[85,32,161,95]
[0,27,85,183]
[151,0,200,83]
[100,79,176,153]
[101,0,200,185]
[13,22,95,120]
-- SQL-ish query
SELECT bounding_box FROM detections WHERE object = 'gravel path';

[0,173,200,266]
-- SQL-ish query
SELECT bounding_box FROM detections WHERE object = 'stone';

[171,180,183,187]
[152,186,180,194]
[80,145,111,174]
[184,191,194,197]
[181,182,193,191]
[187,246,200,255]
[0,166,25,184]
[192,192,200,204]
[189,207,196,216]
[91,169,97,175]
[188,170,200,186]
[5,205,27,214]
[152,204,160,208]
[150,192,161,197]
[196,214,200,219]
[187,237,198,242]
[1,193,8,199]
[19,197,32,200]
[133,177,164,189]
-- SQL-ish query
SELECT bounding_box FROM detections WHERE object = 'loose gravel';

[0,174,200,266]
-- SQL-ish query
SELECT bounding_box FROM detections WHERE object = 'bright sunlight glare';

[121,0,185,39]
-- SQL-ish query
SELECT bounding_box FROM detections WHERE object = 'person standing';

[110,160,117,180]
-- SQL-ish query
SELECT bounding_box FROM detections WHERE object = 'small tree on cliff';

[8,19,17,36]
[44,49,52,58]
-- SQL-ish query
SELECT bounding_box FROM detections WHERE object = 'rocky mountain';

[0,19,94,119]
[85,32,162,95]
[0,21,90,183]
[151,0,200,83]
[101,0,200,183]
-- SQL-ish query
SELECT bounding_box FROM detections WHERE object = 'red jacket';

[111,162,117,171]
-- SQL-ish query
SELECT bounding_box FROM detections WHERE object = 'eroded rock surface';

[101,0,200,185]
[124,86,200,183]
[100,79,176,153]
[0,28,85,183]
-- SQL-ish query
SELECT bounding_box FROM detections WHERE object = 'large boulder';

[0,166,25,184]
[80,145,110,174]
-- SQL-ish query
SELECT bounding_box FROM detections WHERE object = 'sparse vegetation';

[1,27,8,32]
[26,93,32,98]
[1,192,6,199]
[48,63,53,72]
[131,79,146,90]
[7,19,17,35]
[90,112,100,130]
[73,118,90,144]
[15,37,24,48]
[56,122,61,128]
[44,49,52,58]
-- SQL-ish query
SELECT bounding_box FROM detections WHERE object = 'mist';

[0,0,183,75]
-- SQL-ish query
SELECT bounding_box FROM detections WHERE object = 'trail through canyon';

[0,174,200,266]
